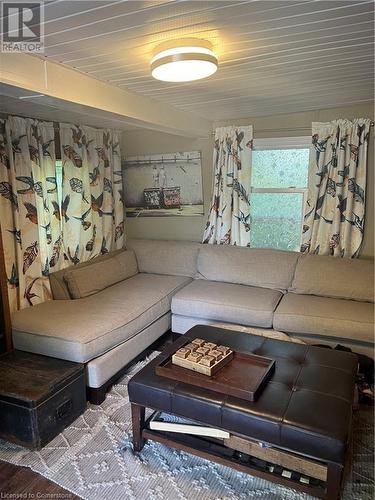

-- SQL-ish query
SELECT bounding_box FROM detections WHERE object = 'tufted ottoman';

[129,325,357,499]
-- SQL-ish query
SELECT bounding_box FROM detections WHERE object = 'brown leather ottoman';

[129,325,357,499]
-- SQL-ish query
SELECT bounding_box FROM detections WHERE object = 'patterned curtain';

[203,126,253,246]
[301,119,371,258]
[0,116,61,312]
[60,124,124,265]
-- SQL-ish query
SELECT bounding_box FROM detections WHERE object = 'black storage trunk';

[0,350,86,449]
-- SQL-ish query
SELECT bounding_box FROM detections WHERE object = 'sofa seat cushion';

[171,280,283,328]
[274,293,374,344]
[12,274,192,363]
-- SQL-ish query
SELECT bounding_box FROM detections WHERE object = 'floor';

[0,460,80,499]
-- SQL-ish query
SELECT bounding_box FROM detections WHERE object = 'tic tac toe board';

[172,338,234,376]
[155,338,275,402]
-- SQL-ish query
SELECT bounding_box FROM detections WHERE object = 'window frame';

[250,136,311,250]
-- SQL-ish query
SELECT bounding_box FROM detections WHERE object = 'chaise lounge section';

[12,241,199,397]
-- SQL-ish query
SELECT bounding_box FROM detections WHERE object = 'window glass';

[250,192,304,251]
[252,149,309,188]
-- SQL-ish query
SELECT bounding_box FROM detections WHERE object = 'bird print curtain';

[0,116,61,312]
[301,119,371,258]
[203,125,253,246]
[60,124,124,265]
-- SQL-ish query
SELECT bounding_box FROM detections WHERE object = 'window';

[250,137,310,252]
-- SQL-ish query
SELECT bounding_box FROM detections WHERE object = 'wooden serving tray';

[156,342,275,402]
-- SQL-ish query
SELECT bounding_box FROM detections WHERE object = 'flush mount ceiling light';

[151,38,218,82]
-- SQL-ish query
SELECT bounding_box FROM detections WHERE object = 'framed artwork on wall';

[123,151,204,217]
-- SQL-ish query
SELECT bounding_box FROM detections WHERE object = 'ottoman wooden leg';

[326,462,343,500]
[131,403,145,452]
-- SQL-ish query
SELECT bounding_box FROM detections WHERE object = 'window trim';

[250,137,310,250]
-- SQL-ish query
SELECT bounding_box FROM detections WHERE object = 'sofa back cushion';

[290,254,374,302]
[126,239,200,278]
[50,248,128,299]
[197,245,299,291]
[63,250,138,299]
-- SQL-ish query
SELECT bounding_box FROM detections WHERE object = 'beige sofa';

[11,239,374,400]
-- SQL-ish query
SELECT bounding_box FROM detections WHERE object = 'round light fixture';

[151,39,218,82]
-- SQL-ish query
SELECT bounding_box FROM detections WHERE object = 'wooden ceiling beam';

[0,53,211,138]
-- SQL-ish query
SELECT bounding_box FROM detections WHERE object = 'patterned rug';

[0,353,373,500]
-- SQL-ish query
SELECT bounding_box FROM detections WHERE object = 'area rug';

[0,353,373,500]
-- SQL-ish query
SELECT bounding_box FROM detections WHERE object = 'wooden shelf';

[142,428,327,499]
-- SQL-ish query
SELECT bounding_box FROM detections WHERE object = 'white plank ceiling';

[36,0,374,120]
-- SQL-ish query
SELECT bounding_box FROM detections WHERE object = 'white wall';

[122,102,374,257]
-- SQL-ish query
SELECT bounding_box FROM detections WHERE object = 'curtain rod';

[211,122,374,136]
[211,127,311,136]
[2,114,121,132]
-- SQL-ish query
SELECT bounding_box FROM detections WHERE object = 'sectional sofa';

[11,239,374,402]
